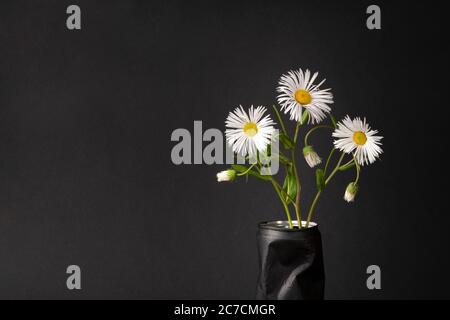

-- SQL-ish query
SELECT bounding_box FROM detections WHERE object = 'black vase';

[256,221,325,300]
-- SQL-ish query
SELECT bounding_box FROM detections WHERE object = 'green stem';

[291,154,302,228]
[323,148,335,176]
[306,152,346,227]
[279,182,301,227]
[274,178,299,209]
[276,179,298,209]
[353,154,361,184]
[325,153,346,185]
[291,121,302,228]
[304,125,334,146]
[306,191,322,228]
[294,121,301,143]
[271,105,288,136]
[256,161,292,228]
[293,203,302,228]
[270,178,293,228]
[339,159,355,169]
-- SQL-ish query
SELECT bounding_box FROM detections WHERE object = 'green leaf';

[231,164,271,181]
[282,166,297,202]
[278,133,295,150]
[315,168,325,192]
[247,170,272,181]
[339,161,356,171]
[231,164,248,173]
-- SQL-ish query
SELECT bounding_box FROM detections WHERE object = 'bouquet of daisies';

[217,68,383,229]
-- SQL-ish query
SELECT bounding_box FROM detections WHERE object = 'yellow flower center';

[294,89,312,105]
[353,131,367,145]
[243,122,258,137]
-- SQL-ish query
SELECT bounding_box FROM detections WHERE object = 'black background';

[0,0,447,299]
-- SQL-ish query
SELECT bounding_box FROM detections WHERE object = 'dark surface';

[0,0,447,299]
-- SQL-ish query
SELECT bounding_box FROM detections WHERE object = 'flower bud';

[303,145,322,168]
[216,169,236,182]
[344,182,358,202]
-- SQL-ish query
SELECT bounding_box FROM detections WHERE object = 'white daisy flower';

[332,116,383,166]
[225,105,275,157]
[303,145,322,168]
[276,68,334,124]
[216,169,236,182]
[344,182,358,202]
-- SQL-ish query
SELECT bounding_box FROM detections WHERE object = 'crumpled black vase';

[256,221,325,300]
